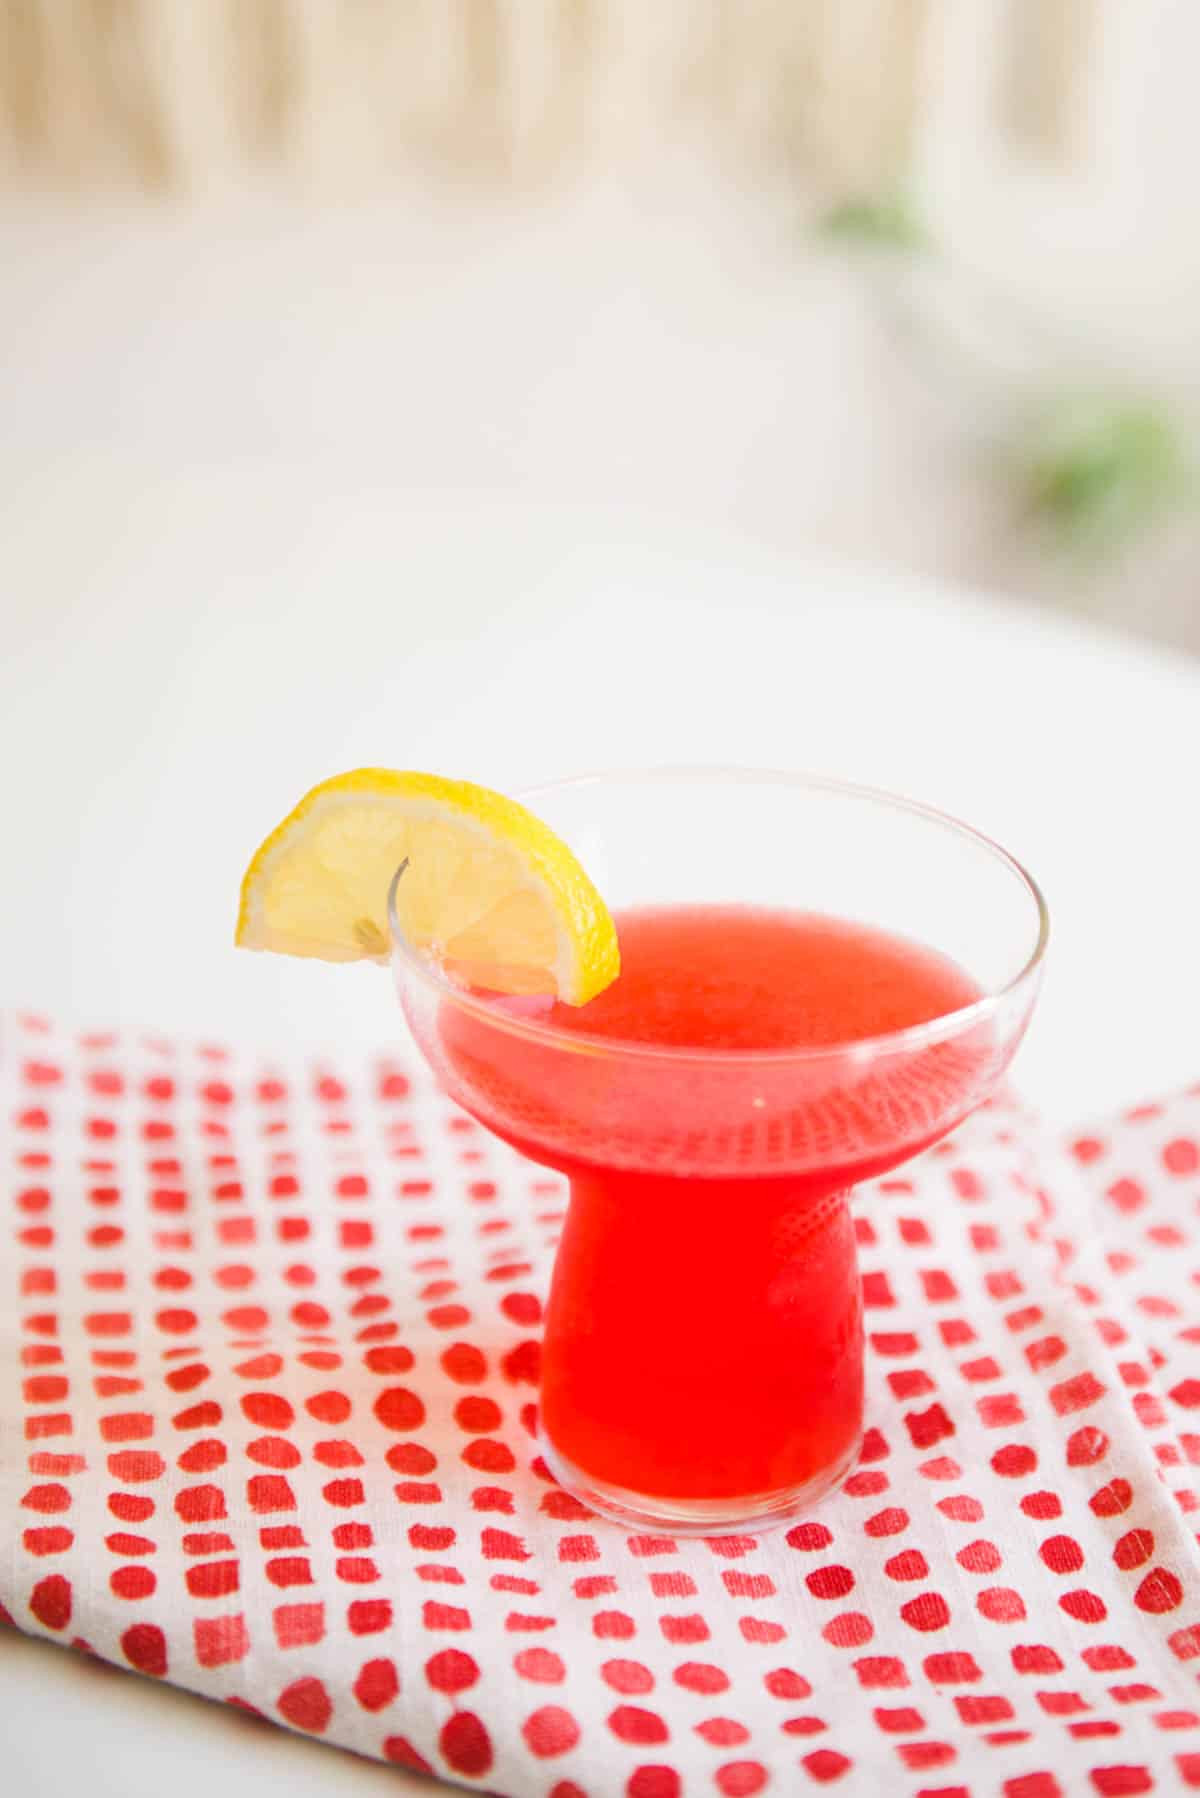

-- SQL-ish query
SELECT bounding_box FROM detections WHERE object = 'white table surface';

[4,471,1200,1794]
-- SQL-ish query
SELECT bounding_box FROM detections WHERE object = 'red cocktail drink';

[393,773,1046,1530]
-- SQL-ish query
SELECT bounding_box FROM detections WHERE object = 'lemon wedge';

[235,768,620,1005]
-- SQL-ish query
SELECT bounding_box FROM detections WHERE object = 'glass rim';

[387,764,1050,1068]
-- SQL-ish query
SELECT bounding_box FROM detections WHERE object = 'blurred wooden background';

[0,0,1092,195]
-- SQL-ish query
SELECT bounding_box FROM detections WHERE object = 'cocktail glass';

[389,770,1047,1534]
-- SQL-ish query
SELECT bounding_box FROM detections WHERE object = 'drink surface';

[534,904,981,1053]
[438,903,990,1185]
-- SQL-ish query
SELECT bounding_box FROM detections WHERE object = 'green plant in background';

[820,189,930,252]
[1016,395,1193,550]
[820,190,1197,555]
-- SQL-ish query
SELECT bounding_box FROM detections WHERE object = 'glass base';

[539,1432,863,1537]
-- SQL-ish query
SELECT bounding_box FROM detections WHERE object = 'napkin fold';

[2,1013,1199,1797]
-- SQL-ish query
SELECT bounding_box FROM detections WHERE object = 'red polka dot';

[473,1485,514,1512]
[501,1339,541,1384]
[364,1345,415,1374]
[1090,1479,1133,1517]
[821,1612,873,1648]
[1066,1425,1109,1466]
[1112,1529,1154,1571]
[410,1524,455,1551]
[716,1765,768,1797]
[266,1557,312,1589]
[322,1477,365,1506]
[501,1292,542,1326]
[763,1668,811,1699]
[661,1614,711,1644]
[24,1060,63,1086]
[247,1436,300,1469]
[193,1615,249,1668]
[441,1343,487,1384]
[660,1664,727,1698]
[863,1507,909,1537]
[957,1540,1002,1573]
[1090,1771,1153,1797]
[740,1618,787,1645]
[155,1307,197,1334]
[374,1387,426,1432]
[382,1737,433,1774]
[108,1493,154,1522]
[541,1489,592,1521]
[246,1474,295,1514]
[274,1606,325,1653]
[105,1531,154,1556]
[1134,1568,1184,1613]
[462,1438,516,1473]
[165,1362,210,1393]
[23,1526,74,1555]
[1164,1137,1200,1175]
[439,1711,493,1777]
[106,1451,164,1483]
[277,1676,332,1734]
[29,1575,72,1630]
[241,1392,294,1429]
[904,1402,955,1449]
[627,1769,681,1798]
[388,1442,437,1475]
[224,1306,268,1334]
[425,1648,479,1692]
[898,1739,958,1769]
[121,1624,167,1677]
[696,1720,750,1746]
[899,1593,950,1632]
[21,1483,71,1513]
[991,1444,1037,1478]
[602,1659,655,1694]
[786,1522,833,1551]
[173,1401,222,1431]
[884,1550,928,1582]
[1039,1536,1085,1575]
[937,1495,985,1523]
[1081,1645,1135,1672]
[305,1388,352,1416]
[522,1706,581,1757]
[290,1301,330,1328]
[427,1303,471,1329]
[178,1439,227,1473]
[1059,1590,1108,1623]
[314,1441,362,1470]
[352,1658,398,1711]
[609,1705,669,1744]
[348,1600,393,1636]
[802,1749,853,1783]
[515,1647,565,1683]
[806,1565,854,1600]
[455,1395,503,1432]
[1011,1644,1064,1675]
[871,1706,922,1731]
[110,1566,156,1600]
[977,1587,1027,1623]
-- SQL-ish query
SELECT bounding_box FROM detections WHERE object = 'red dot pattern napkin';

[3,1013,1199,1797]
